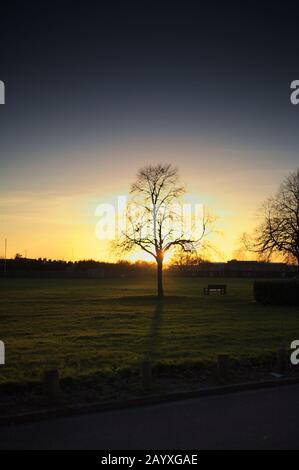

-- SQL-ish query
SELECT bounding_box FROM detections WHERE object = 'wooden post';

[217,354,230,380]
[141,360,152,391]
[43,369,61,399]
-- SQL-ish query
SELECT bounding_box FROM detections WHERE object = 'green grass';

[0,276,298,385]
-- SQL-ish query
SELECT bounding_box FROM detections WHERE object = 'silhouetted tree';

[115,164,207,297]
[244,169,299,266]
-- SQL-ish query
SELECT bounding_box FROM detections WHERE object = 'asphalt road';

[0,384,299,450]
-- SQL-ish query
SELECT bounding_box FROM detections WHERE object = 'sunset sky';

[1,2,299,262]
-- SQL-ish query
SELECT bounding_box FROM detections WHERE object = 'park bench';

[203,284,227,295]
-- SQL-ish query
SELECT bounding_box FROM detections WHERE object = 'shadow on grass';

[143,300,164,363]
[104,295,197,306]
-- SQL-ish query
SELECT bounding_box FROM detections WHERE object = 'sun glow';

[127,250,173,264]
[1,140,279,263]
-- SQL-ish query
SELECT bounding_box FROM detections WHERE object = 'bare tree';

[115,164,206,297]
[244,169,299,265]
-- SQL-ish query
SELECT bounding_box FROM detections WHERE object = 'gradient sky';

[1,1,299,261]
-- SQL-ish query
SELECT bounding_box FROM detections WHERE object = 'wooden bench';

[203,284,226,295]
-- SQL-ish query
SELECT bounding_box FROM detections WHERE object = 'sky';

[0,1,299,261]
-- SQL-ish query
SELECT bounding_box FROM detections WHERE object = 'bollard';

[276,347,287,374]
[217,354,230,380]
[141,360,152,391]
[43,369,61,399]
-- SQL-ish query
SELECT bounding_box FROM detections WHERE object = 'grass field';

[0,276,298,386]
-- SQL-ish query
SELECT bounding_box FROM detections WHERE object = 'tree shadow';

[143,300,164,363]
[103,295,189,306]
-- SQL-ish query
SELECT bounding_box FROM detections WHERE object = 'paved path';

[0,384,298,449]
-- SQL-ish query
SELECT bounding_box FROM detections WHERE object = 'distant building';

[168,260,297,278]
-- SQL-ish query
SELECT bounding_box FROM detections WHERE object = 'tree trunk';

[157,258,164,298]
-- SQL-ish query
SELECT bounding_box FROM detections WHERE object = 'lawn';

[0,276,298,386]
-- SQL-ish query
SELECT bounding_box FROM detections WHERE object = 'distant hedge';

[253,280,299,306]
